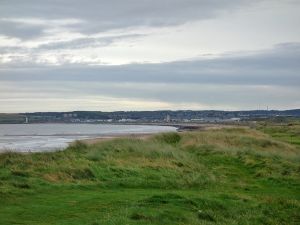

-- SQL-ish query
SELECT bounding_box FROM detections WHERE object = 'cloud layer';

[0,0,299,112]
[1,0,254,38]
[1,43,299,112]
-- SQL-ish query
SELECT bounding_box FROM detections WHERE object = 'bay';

[0,124,176,152]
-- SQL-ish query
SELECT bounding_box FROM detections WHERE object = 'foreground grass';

[0,126,299,225]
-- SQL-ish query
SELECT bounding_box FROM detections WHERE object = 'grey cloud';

[1,42,299,111]
[37,34,145,50]
[1,1,299,111]
[1,42,299,87]
[0,0,256,39]
[0,32,145,58]
[1,81,299,110]
[0,21,45,39]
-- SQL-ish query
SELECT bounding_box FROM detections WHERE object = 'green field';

[0,124,300,224]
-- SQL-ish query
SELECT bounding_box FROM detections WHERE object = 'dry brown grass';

[180,128,299,158]
[110,156,179,169]
[43,172,69,183]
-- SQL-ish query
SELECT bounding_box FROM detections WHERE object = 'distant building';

[63,113,75,118]
[191,118,204,122]
[165,114,171,122]
[227,118,241,122]
[118,119,136,122]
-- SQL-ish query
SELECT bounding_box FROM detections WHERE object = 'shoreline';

[0,123,178,153]
[0,123,237,153]
[79,123,237,145]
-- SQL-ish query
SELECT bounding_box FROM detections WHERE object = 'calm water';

[0,124,176,152]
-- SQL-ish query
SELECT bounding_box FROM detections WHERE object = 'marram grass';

[0,127,299,225]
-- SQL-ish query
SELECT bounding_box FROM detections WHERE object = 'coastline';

[0,123,238,153]
[0,123,177,153]
[78,123,237,145]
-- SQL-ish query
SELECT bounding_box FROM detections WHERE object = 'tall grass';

[0,127,299,224]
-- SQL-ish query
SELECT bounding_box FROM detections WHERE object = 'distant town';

[0,109,299,124]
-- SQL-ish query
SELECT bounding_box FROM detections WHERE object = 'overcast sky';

[0,0,299,112]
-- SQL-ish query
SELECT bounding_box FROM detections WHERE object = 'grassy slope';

[257,119,300,148]
[0,126,299,225]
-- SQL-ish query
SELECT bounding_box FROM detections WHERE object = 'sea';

[0,124,176,152]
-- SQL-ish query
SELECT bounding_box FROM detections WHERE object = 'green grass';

[0,127,300,225]
[257,119,300,148]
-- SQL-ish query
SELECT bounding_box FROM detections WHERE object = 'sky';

[0,0,299,113]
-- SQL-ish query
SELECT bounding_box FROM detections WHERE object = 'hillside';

[1,109,300,123]
[0,125,299,224]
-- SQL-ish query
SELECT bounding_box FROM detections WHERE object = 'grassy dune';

[257,119,300,148]
[0,126,300,225]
